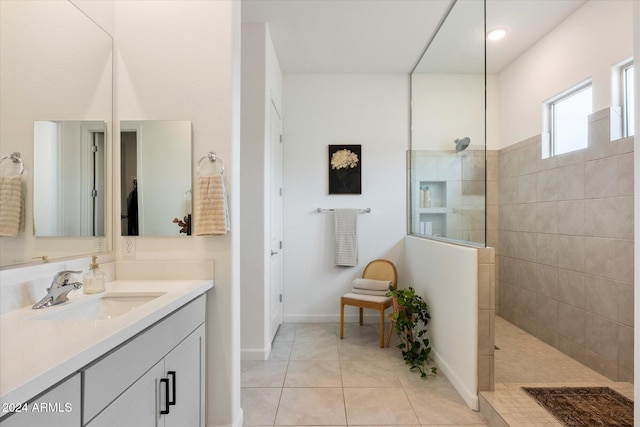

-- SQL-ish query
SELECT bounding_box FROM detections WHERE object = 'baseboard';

[283,313,390,323]
[208,408,243,427]
[432,348,478,411]
[241,345,271,361]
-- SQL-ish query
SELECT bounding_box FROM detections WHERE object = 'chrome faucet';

[32,270,83,309]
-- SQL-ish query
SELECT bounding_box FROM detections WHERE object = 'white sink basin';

[32,292,166,321]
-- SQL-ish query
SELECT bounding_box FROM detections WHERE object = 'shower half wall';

[496,107,634,382]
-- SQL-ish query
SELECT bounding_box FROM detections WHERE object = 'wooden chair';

[339,259,398,348]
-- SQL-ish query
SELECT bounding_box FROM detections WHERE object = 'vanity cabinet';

[0,374,81,427]
[83,295,206,426]
[86,324,204,427]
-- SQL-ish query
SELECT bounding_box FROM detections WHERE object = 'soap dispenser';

[84,256,105,294]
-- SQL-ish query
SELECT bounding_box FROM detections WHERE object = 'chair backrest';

[362,259,398,291]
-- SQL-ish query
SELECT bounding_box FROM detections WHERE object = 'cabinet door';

[163,324,205,427]
[86,361,164,427]
[0,373,80,427]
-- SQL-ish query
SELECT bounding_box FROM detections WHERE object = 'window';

[548,82,592,156]
[622,63,635,137]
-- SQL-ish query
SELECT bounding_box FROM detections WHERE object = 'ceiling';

[241,0,587,74]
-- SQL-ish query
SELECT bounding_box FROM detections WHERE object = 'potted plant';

[387,286,437,378]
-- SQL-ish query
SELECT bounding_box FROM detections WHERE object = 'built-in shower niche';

[417,181,447,236]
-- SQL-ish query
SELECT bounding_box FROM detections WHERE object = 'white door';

[269,100,283,343]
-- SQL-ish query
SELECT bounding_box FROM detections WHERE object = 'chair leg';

[379,308,385,348]
[340,301,345,339]
[386,319,394,348]
[359,308,363,326]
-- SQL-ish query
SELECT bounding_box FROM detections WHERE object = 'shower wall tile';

[557,200,585,236]
[585,116,615,161]
[536,169,558,202]
[536,234,558,267]
[618,325,634,370]
[584,275,618,322]
[617,152,634,196]
[614,239,633,284]
[487,152,499,181]
[517,260,537,292]
[558,235,585,272]
[558,269,585,309]
[535,264,558,299]
[581,349,619,381]
[518,140,541,176]
[557,163,585,200]
[516,232,536,262]
[499,150,518,179]
[584,157,617,199]
[556,148,584,167]
[616,196,634,239]
[517,174,537,203]
[617,282,634,327]
[499,176,518,205]
[518,203,537,232]
[584,314,618,362]
[535,201,558,233]
[584,197,617,238]
[437,156,462,181]
[617,135,634,154]
[463,155,484,181]
[536,295,558,332]
[558,303,586,346]
[497,107,633,381]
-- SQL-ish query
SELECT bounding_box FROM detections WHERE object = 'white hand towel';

[0,176,23,237]
[351,289,389,297]
[352,278,392,292]
[334,208,357,267]
[196,174,230,236]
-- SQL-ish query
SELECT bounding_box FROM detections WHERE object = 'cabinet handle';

[168,371,177,406]
[160,378,170,415]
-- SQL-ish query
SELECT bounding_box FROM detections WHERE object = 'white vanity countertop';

[0,279,213,408]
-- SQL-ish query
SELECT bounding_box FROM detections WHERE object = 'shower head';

[454,137,470,153]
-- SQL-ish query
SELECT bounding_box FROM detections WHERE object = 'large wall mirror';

[0,1,112,267]
[120,121,192,237]
[33,121,106,237]
[409,0,486,245]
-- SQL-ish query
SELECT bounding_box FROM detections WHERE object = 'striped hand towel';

[0,176,23,237]
[196,174,230,236]
[334,208,358,267]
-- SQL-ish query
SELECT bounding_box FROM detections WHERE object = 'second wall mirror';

[121,120,192,236]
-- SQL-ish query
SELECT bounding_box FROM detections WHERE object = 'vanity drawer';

[82,295,205,424]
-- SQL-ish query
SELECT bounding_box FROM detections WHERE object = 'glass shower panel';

[409,0,486,247]
[410,150,485,245]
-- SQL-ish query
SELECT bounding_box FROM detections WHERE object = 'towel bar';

[316,208,371,213]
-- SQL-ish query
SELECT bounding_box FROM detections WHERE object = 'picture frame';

[328,144,361,195]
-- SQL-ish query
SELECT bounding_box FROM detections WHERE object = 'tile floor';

[241,318,634,426]
[480,316,634,426]
[241,322,486,426]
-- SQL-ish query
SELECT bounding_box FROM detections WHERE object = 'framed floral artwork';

[328,144,361,194]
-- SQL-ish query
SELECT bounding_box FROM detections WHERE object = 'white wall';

[405,236,478,409]
[412,74,485,151]
[115,2,241,426]
[633,1,639,423]
[240,23,283,359]
[282,74,408,322]
[498,0,634,149]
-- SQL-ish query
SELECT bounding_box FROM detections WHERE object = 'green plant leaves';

[387,286,438,378]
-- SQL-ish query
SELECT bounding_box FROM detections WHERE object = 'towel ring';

[0,152,25,176]
[197,152,224,176]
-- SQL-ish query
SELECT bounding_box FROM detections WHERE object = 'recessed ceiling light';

[487,28,508,41]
